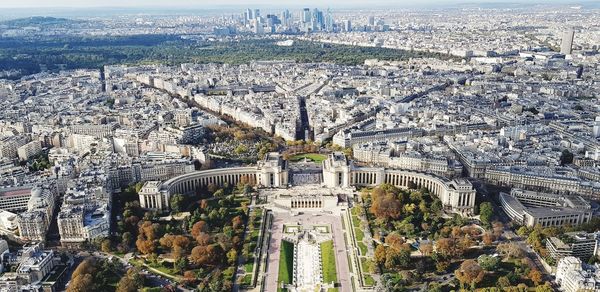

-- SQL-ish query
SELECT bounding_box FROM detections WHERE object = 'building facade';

[140,152,477,215]
[556,256,600,292]
[499,189,593,228]
[546,232,600,261]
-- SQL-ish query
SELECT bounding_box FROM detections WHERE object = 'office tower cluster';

[242,7,335,34]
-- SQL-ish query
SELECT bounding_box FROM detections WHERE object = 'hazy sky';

[0,0,580,9]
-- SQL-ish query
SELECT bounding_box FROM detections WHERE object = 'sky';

[0,0,585,9]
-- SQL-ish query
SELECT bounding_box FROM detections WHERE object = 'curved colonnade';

[140,164,475,214]
[351,167,476,214]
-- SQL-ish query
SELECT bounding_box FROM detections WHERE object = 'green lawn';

[320,240,338,283]
[363,274,375,286]
[289,153,327,163]
[241,274,253,286]
[245,262,254,273]
[357,242,368,256]
[351,215,361,228]
[278,240,294,285]
[354,227,364,242]
[360,258,374,273]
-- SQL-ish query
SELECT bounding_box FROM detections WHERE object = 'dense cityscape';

[0,1,599,292]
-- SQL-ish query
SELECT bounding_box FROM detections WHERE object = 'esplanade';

[139,152,476,215]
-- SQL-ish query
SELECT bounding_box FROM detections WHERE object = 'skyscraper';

[254,9,261,19]
[560,29,575,55]
[246,9,253,21]
[303,8,311,24]
[593,116,600,138]
[281,9,290,26]
[368,16,375,26]
[325,9,334,32]
[344,20,352,32]
[312,8,324,30]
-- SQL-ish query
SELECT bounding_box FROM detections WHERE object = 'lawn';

[354,227,364,242]
[320,240,338,283]
[351,215,361,228]
[278,240,294,285]
[289,153,327,163]
[363,274,375,286]
[241,274,253,286]
[245,262,254,273]
[360,258,374,273]
[357,242,368,256]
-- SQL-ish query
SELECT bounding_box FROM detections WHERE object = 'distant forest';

[0,34,455,77]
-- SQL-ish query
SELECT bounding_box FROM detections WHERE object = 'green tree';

[560,149,574,166]
[497,276,511,289]
[479,202,494,226]
[116,267,144,292]
[174,257,188,274]
[535,283,553,292]
[170,194,184,213]
[100,239,111,253]
[477,255,499,271]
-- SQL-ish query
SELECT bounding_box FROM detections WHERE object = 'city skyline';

[0,2,598,292]
[0,0,594,8]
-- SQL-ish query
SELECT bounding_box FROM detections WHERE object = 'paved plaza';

[263,211,352,292]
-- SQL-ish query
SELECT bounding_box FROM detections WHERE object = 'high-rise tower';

[560,29,575,55]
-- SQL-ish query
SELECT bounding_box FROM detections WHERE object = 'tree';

[560,149,574,166]
[370,192,402,221]
[71,258,96,280]
[122,232,132,247]
[191,220,208,237]
[482,232,494,246]
[136,222,159,255]
[529,269,543,286]
[195,232,212,246]
[497,242,524,259]
[67,273,94,292]
[190,244,223,266]
[436,237,463,258]
[206,183,218,194]
[160,234,191,258]
[478,255,499,271]
[479,202,494,226]
[385,233,405,251]
[232,215,244,230]
[419,242,433,256]
[492,221,504,238]
[68,258,123,292]
[516,226,530,237]
[385,248,411,270]
[428,283,443,292]
[183,270,197,285]
[497,276,511,289]
[170,194,185,213]
[101,239,111,253]
[454,260,484,290]
[226,249,238,265]
[116,268,144,292]
[435,258,450,273]
[174,257,188,274]
[535,283,553,292]
[374,244,386,266]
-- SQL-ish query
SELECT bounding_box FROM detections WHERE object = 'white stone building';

[556,256,600,292]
